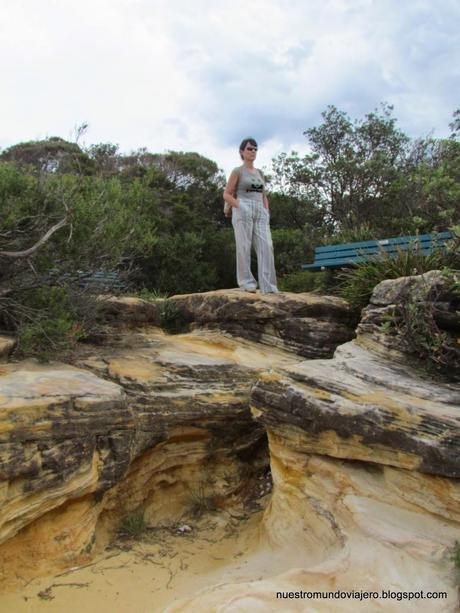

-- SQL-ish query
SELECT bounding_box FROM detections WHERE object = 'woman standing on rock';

[223,138,279,294]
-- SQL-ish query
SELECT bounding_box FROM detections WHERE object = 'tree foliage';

[271,104,460,238]
[1,105,459,358]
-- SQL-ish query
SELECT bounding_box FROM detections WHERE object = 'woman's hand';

[233,198,240,208]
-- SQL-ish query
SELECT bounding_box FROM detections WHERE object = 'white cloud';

[0,0,458,176]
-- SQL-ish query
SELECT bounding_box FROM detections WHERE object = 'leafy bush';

[7,285,102,362]
[272,228,312,276]
[337,237,460,308]
[326,223,377,246]
[142,232,218,294]
[278,270,331,293]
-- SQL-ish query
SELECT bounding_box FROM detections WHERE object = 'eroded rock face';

[1,282,459,607]
[167,442,460,612]
[228,272,460,612]
[251,341,460,478]
[0,336,15,362]
[0,361,129,546]
[0,324,301,583]
[357,270,460,372]
[168,289,358,358]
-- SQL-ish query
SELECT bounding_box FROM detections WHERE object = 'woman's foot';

[260,289,279,294]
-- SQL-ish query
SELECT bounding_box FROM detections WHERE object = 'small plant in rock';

[187,482,217,519]
[449,541,460,580]
[160,299,190,334]
[135,287,170,301]
[118,509,147,538]
[380,269,460,381]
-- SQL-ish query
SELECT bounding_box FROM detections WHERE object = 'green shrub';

[118,510,147,538]
[278,270,331,293]
[141,231,218,295]
[326,223,376,246]
[12,286,86,362]
[272,228,312,276]
[18,318,76,363]
[337,238,460,308]
[135,287,170,301]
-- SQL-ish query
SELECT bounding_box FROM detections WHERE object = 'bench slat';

[303,248,440,270]
[311,241,452,262]
[315,231,453,254]
[302,231,456,271]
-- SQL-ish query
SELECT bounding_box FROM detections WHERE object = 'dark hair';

[239,137,258,160]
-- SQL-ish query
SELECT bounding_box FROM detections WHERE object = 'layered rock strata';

[1,280,459,610]
[357,269,460,375]
[2,290,331,584]
[168,289,358,358]
[166,273,460,611]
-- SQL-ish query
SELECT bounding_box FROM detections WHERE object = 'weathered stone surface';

[369,269,457,308]
[167,442,460,612]
[0,326,300,582]
[357,270,460,368]
[169,289,358,358]
[95,295,162,326]
[252,340,460,478]
[192,274,460,611]
[0,336,15,363]
[0,361,129,545]
[1,283,459,607]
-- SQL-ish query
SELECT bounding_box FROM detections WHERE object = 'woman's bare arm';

[223,170,240,208]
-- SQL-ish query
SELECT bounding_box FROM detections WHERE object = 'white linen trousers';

[231,197,278,293]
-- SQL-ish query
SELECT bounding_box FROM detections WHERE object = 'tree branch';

[0,216,68,259]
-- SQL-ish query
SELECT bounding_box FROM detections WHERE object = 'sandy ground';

[1,502,459,612]
[0,509,279,613]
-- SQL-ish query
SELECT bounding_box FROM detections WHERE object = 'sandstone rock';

[357,270,460,372]
[0,336,15,362]
[217,273,460,612]
[251,340,460,478]
[95,295,162,326]
[168,289,358,358]
[166,444,460,612]
[369,269,457,307]
[0,360,129,546]
[0,327,300,583]
[2,280,459,606]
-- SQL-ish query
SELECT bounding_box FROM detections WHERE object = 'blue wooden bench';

[302,231,455,271]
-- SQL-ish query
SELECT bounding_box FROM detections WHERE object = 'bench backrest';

[304,231,454,270]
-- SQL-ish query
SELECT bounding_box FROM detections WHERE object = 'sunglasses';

[246,147,258,152]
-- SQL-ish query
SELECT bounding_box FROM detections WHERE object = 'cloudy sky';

[1,0,459,175]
